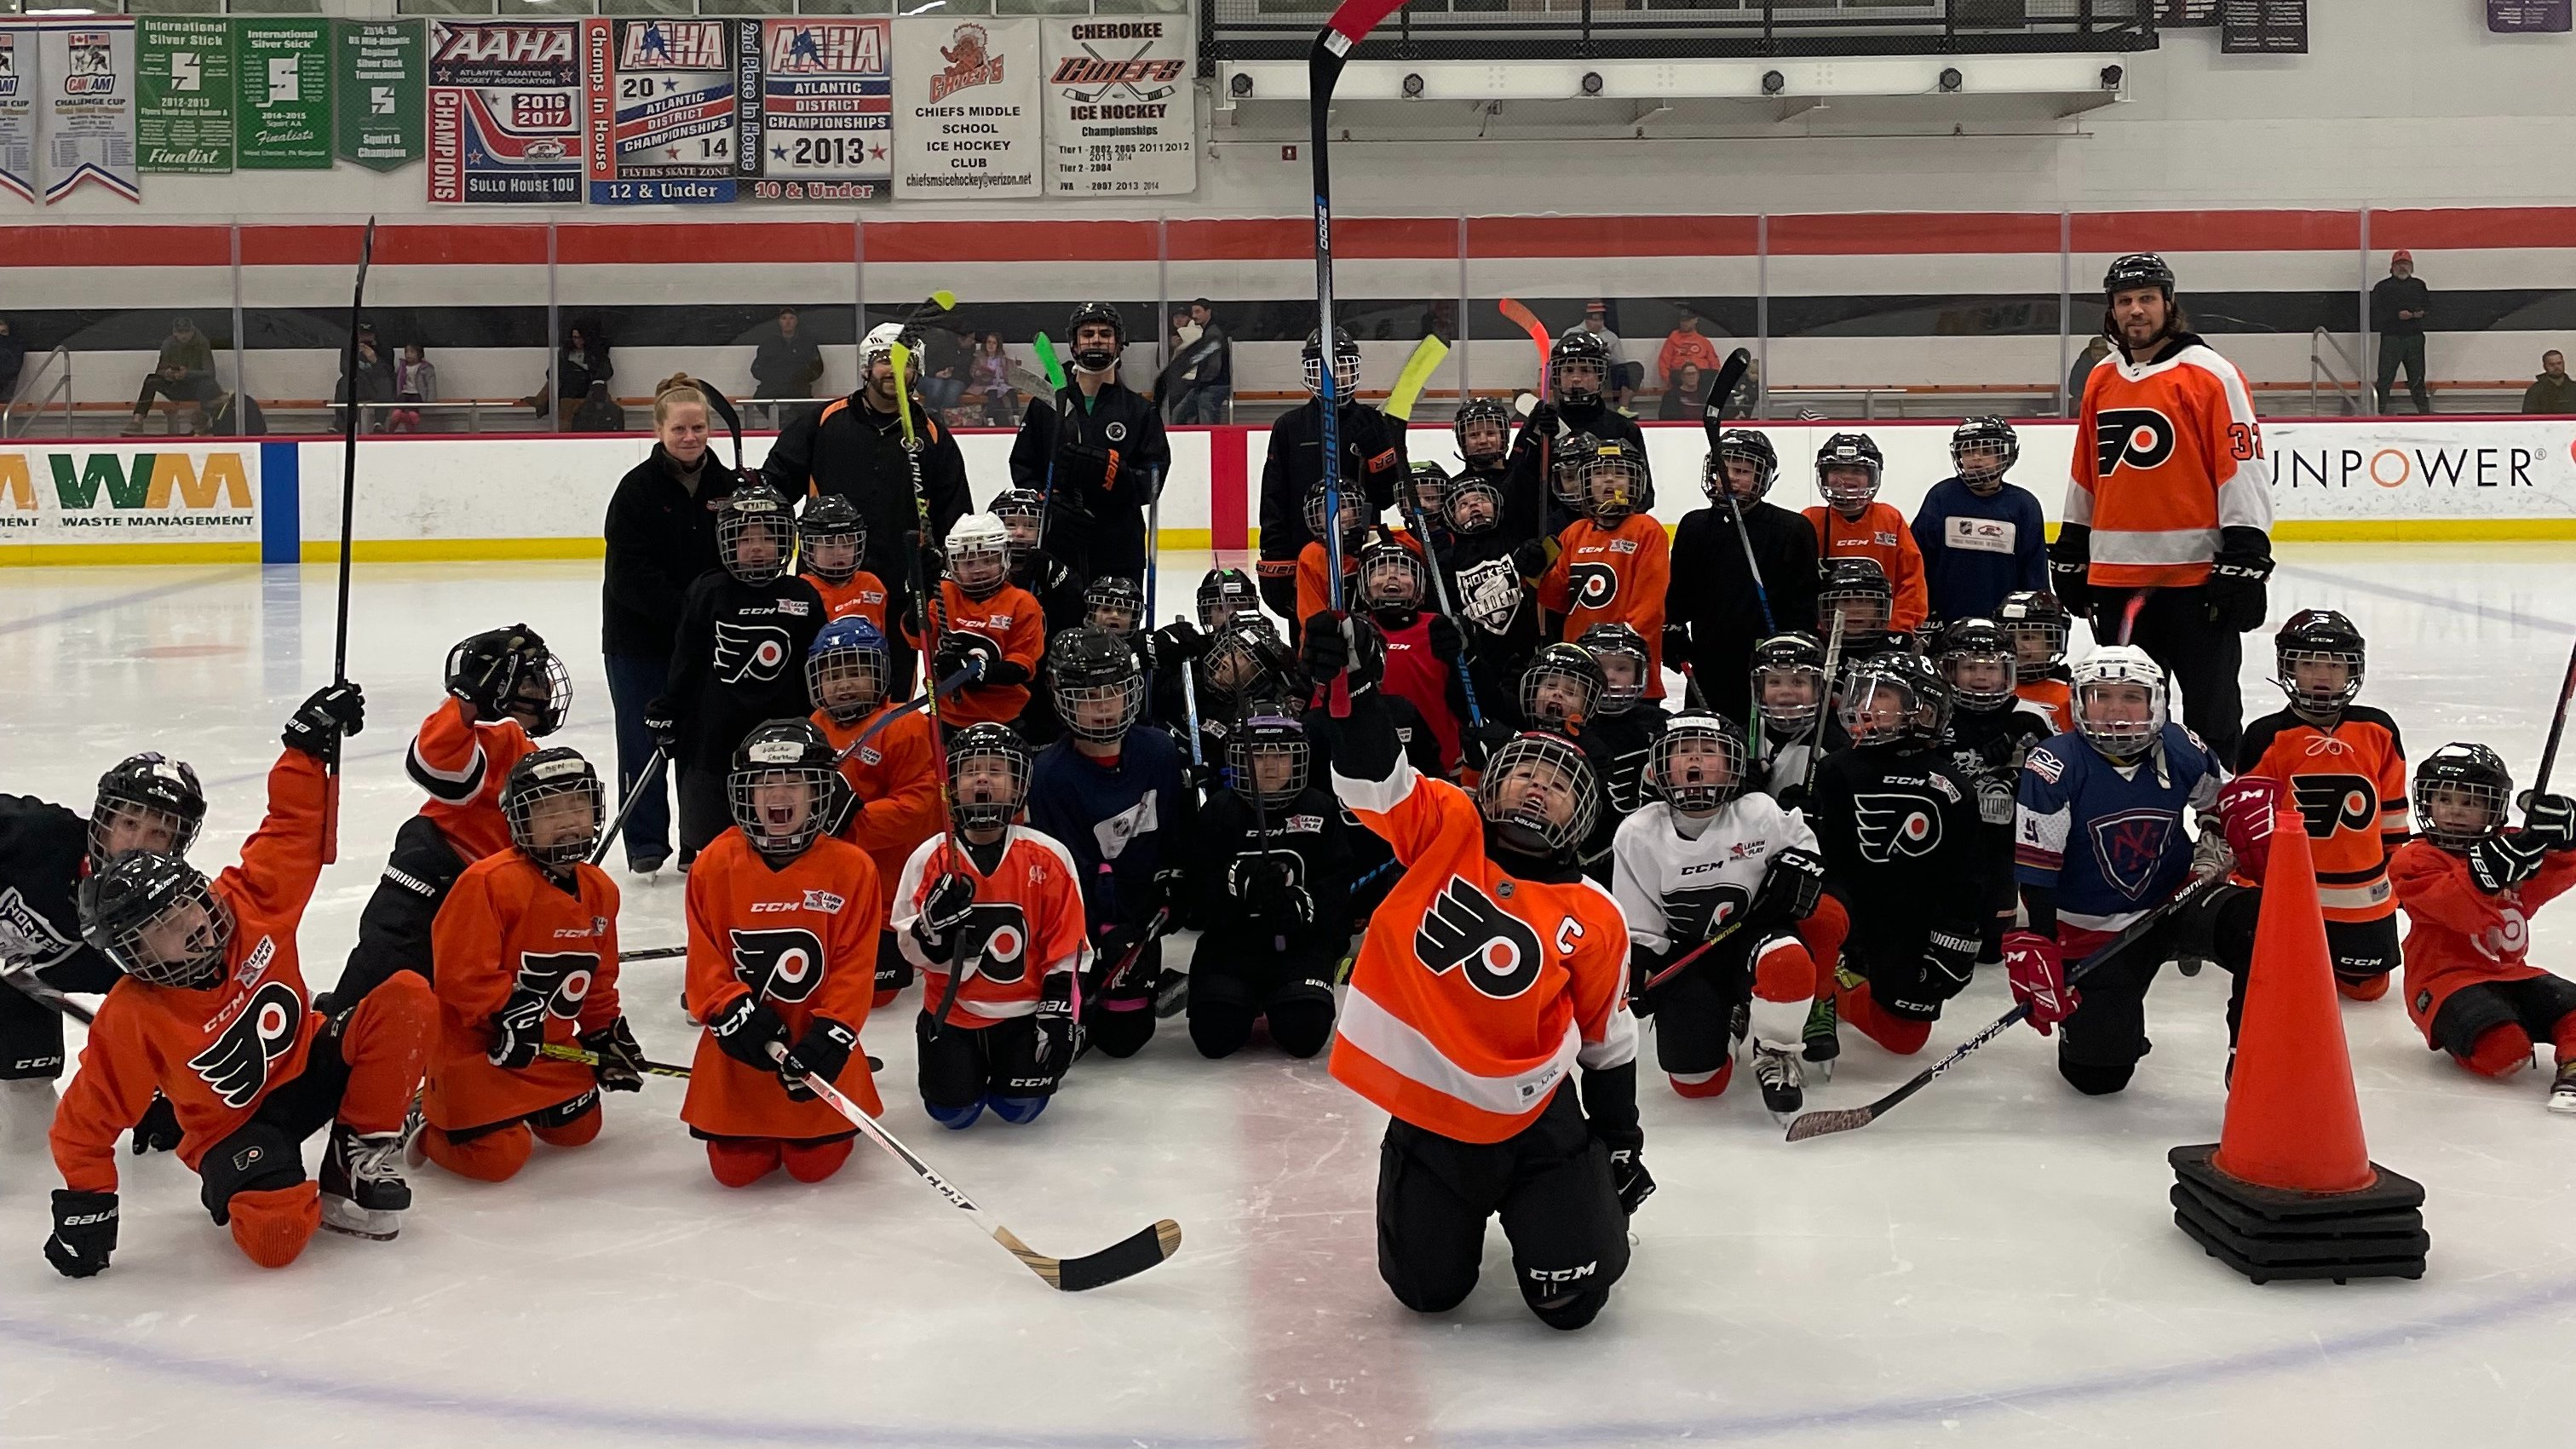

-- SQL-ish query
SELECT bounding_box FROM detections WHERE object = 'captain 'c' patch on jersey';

[1853,793,1944,863]
[714,620,795,685]
[730,928,826,1003]
[2095,408,2176,475]
[1415,876,1546,1000]
[188,979,303,1109]
[2088,808,2176,899]
[2291,774,2377,838]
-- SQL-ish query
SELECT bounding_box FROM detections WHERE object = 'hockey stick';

[692,374,748,478]
[590,746,669,867]
[888,342,965,865]
[323,216,378,866]
[1632,918,1751,1001]
[1032,332,1072,546]
[2518,636,2576,814]
[2,961,94,1025]
[1800,607,1849,802]
[1385,336,1449,423]
[537,1039,881,1079]
[1177,624,1205,770]
[766,1041,1182,1291]
[1699,349,1774,635]
[1782,867,2226,1143]
[1393,461,1486,730]
[834,665,980,767]
[1100,905,1175,998]
[617,946,688,963]
[2113,588,2148,647]
[1144,463,1164,628]
[1497,298,1551,398]
[1698,347,1755,440]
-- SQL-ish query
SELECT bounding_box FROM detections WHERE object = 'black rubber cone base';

[2166,1143,2429,1285]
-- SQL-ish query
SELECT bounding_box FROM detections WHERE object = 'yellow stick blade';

[1385,336,1452,423]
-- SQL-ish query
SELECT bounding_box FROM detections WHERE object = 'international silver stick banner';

[1041,16,1193,198]
[39,22,138,204]
[891,18,1038,199]
[0,28,37,203]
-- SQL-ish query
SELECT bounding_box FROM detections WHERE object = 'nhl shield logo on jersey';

[188,980,302,1110]
[2094,407,2176,476]
[1415,876,1546,1000]
[1853,793,1943,863]
[714,620,795,685]
[2087,808,2175,899]
[729,928,827,1003]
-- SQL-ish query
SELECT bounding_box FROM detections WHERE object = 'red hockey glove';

[2003,929,2077,1036]
[2216,773,2281,882]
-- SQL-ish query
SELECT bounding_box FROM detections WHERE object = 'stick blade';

[1049,1218,1184,1293]
[1783,1106,1875,1143]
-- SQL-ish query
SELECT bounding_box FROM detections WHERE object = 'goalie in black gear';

[1182,714,1354,1060]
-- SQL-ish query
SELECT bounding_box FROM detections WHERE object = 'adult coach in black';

[1257,326,1408,635]
[1008,302,1170,584]
[763,322,973,690]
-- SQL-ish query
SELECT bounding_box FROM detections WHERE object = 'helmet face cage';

[1228,717,1310,805]
[2275,612,2366,715]
[1520,647,1605,729]
[1051,644,1145,744]
[2414,745,2511,849]
[1303,483,1369,543]
[1818,583,1892,641]
[1549,336,1608,407]
[947,727,1032,832]
[808,637,888,724]
[1550,437,1600,509]
[1197,570,1257,631]
[1360,546,1426,611]
[1478,732,1601,855]
[89,755,206,869]
[88,858,234,989]
[720,497,796,584]
[1454,402,1510,466]
[799,515,865,585]
[1817,450,1882,510]
[1705,434,1777,503]
[1445,474,1504,536]
[1204,620,1290,710]
[990,492,1045,563]
[1579,627,1650,713]
[503,755,604,869]
[1938,625,2018,712]
[946,517,1012,600]
[2072,651,2169,758]
[1574,448,1642,523]
[1301,332,1361,397]
[493,648,573,738]
[1084,578,1141,638]
[1996,592,2069,681]
[1753,654,1826,734]
[728,733,834,857]
[1840,664,1944,746]
[1069,303,1126,367]
[1952,418,2020,490]
[1651,718,1747,814]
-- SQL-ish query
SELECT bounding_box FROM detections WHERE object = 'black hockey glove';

[1300,612,1383,697]
[486,990,546,1071]
[1918,926,1982,1003]
[908,873,977,963]
[129,1094,181,1155]
[1606,1141,1655,1218]
[44,1189,118,1279]
[2470,833,2548,894]
[448,624,548,711]
[1231,854,1312,928]
[1661,624,1693,672]
[1509,538,1555,580]
[1153,619,1209,663]
[1425,612,1465,664]
[932,630,1004,686]
[641,699,679,752]
[2525,793,2576,852]
[1521,398,1561,443]
[819,773,860,838]
[281,682,366,760]
[2203,526,2274,634]
[1749,847,1827,931]
[778,1016,860,1102]
[1461,717,1516,772]
[2045,523,2093,615]
[582,1017,647,1093]
[708,992,792,1072]
[1031,973,1078,1089]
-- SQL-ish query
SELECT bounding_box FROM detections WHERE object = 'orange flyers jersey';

[1326,752,1639,1145]
[50,752,331,1194]
[892,827,1090,1027]
[681,831,887,1136]
[2389,837,2576,1040]
[424,852,622,1134]
[803,570,890,632]
[407,697,538,862]
[2015,676,2073,735]
[2235,706,2407,923]
[906,579,1045,728]
[1536,515,1672,700]
[1803,502,1929,633]
[814,704,945,922]
[2069,339,2274,588]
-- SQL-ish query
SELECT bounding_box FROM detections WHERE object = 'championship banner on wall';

[334,20,424,174]
[237,19,330,170]
[136,18,233,175]
[583,18,736,205]
[0,29,32,202]
[428,20,581,204]
[1041,17,1193,198]
[741,18,888,203]
[892,18,1038,199]
[39,24,136,204]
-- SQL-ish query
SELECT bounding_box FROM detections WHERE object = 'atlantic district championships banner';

[740,17,889,202]
[891,18,1038,199]
[428,20,581,204]
[583,18,738,204]
[39,24,138,204]
[1041,16,1193,198]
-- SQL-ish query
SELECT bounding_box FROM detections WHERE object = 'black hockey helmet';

[1841,652,1952,747]
[947,722,1032,833]
[2274,607,2366,716]
[1204,617,1297,712]
[1705,428,1779,503]
[718,483,796,585]
[445,623,572,738]
[807,615,889,724]
[1995,589,2070,680]
[1935,618,2018,713]
[2103,252,2176,300]
[2413,742,2512,850]
[1359,536,1428,612]
[728,719,838,857]
[1478,731,1601,859]
[1521,641,1607,732]
[1548,329,1613,407]
[1650,711,1749,814]
[1302,326,1361,398]
[1068,302,1127,370]
[80,849,233,990]
[1576,621,1652,715]
[1817,556,1894,639]
[1228,712,1309,806]
[1815,432,1884,510]
[989,488,1047,566]
[1084,575,1143,639]
[798,493,868,585]
[1303,479,1372,544]
[1196,566,1259,631]
[1444,469,1504,537]
[1452,396,1513,468]
[1751,631,1829,735]
[1049,624,1145,744]
[1405,459,1452,522]
[1951,416,2020,492]
[503,747,604,870]
[1565,434,1646,524]
[89,753,206,869]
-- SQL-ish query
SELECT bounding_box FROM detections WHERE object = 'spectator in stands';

[572,381,627,434]
[125,314,220,435]
[2067,335,2113,413]
[1658,304,1722,392]
[555,320,613,429]
[2372,249,2433,415]
[922,326,969,417]
[336,326,394,434]
[1657,362,1703,421]
[387,343,437,433]
[2523,351,2576,415]
[1579,300,1640,410]
[204,388,266,438]
[750,308,824,424]
[0,317,22,403]
[1167,299,1231,423]
[970,331,1014,426]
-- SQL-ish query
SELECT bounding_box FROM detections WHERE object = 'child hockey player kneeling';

[1185,714,1353,1059]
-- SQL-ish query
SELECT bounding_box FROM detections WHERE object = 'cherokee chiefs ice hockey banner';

[0,28,35,202]
[428,20,581,205]
[741,18,889,202]
[584,19,738,204]
[1041,17,1193,198]
[39,24,138,204]
[891,18,1038,199]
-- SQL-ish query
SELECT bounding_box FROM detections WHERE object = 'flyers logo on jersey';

[2290,774,2377,837]
[1658,883,1747,943]
[730,928,826,1003]
[1568,562,1619,612]
[1414,876,1546,1000]
[958,902,1031,984]
[2095,408,2176,476]
[714,620,794,685]
[1853,793,1943,862]
[188,980,302,1109]
[509,952,597,1021]
[2089,808,2176,898]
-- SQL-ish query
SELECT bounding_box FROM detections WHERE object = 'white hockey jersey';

[1610,794,1818,954]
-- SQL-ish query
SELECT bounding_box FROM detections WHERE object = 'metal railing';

[3,347,72,440]
[2309,327,2366,417]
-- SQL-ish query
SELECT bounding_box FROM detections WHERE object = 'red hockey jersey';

[2389,836,2576,1045]
[803,570,890,633]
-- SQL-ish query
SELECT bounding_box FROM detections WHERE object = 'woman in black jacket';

[601,375,738,872]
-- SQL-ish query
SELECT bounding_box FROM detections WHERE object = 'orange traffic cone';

[2168,801,2428,1285]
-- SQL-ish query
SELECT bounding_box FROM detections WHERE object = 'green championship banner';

[237,18,329,170]
[136,18,233,174]
[334,20,423,172]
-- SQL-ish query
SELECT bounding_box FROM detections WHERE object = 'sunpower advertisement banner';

[0,445,260,555]
[1041,16,1193,198]
[427,20,581,204]
[741,17,889,202]
[582,17,736,204]
[38,23,138,204]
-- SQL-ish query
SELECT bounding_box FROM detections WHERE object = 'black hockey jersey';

[0,795,115,994]
[663,572,828,769]
[1808,744,1990,965]
[1185,785,1355,948]
[1008,382,1171,582]
[1667,502,1820,722]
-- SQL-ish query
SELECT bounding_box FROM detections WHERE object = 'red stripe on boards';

[1209,427,1251,552]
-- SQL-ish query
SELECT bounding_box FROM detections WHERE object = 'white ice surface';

[3,545,2575,1449]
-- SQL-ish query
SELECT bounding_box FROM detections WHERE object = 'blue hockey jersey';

[2014,722,2224,934]
[1026,726,1193,944]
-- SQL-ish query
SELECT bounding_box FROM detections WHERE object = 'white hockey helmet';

[862,322,921,378]
[2071,644,2167,757]
[946,512,1012,599]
